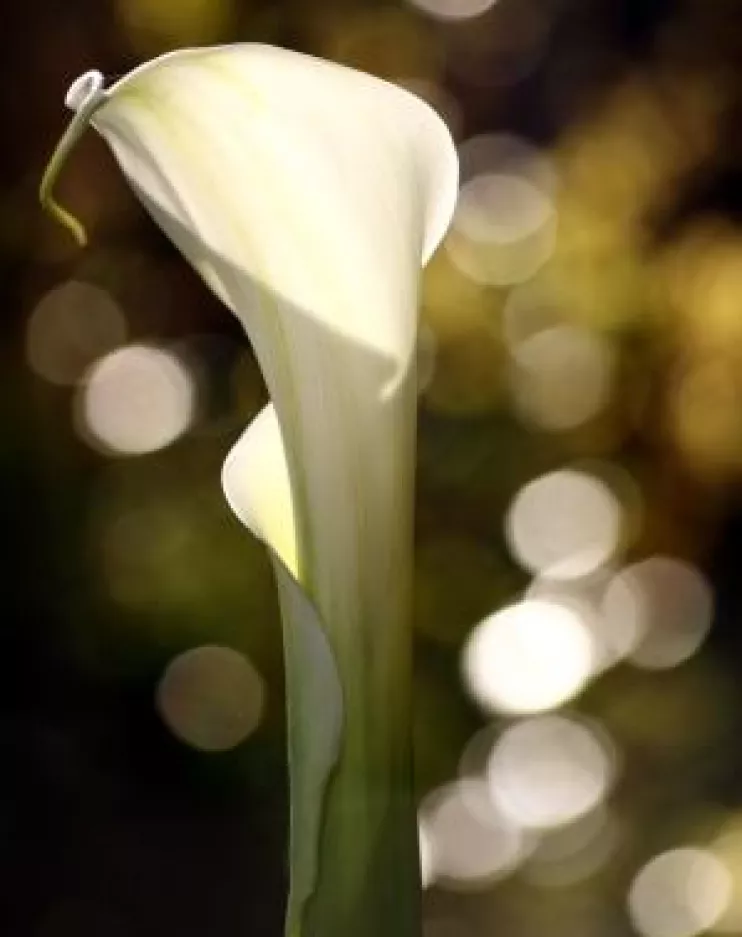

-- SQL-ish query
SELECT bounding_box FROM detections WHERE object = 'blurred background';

[5,0,742,935]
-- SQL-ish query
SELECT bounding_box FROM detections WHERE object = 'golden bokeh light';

[447,173,556,287]
[508,324,615,431]
[445,134,557,287]
[315,7,441,81]
[710,819,742,932]
[459,134,556,197]
[420,249,494,340]
[502,282,562,350]
[554,75,718,234]
[421,319,504,415]
[660,224,742,352]
[628,848,732,937]
[671,359,742,478]
[115,0,233,51]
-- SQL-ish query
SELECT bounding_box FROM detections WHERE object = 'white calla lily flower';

[41,44,459,937]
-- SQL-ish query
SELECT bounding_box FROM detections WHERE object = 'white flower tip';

[65,69,105,112]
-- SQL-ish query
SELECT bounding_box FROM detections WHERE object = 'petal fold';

[222,402,298,578]
[222,402,344,935]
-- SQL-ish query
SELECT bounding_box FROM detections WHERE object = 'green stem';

[292,371,422,937]
[39,69,106,246]
[304,679,421,937]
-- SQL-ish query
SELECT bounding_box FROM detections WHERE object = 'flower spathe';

[42,44,459,937]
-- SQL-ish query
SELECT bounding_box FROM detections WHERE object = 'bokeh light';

[462,599,596,715]
[627,848,732,937]
[445,134,557,286]
[406,0,497,23]
[505,469,623,580]
[455,175,553,245]
[501,282,562,350]
[508,324,615,431]
[457,722,504,809]
[447,173,556,287]
[602,558,713,670]
[711,820,742,932]
[487,715,617,829]
[459,134,556,193]
[26,281,127,386]
[156,645,266,752]
[671,360,742,477]
[421,780,528,889]
[76,344,195,456]
[523,806,621,887]
[525,572,623,672]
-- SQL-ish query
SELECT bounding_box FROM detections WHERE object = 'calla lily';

[41,44,458,937]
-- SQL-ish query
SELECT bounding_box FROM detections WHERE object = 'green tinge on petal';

[272,558,343,937]
[223,404,344,937]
